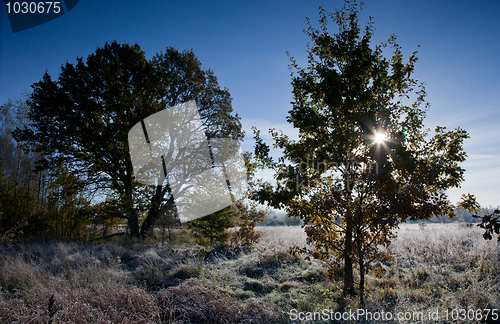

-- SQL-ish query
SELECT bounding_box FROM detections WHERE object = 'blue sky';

[1,0,499,207]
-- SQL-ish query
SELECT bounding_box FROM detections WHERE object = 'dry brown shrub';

[156,283,289,323]
[0,298,46,323]
[0,286,161,324]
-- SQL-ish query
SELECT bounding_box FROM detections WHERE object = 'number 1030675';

[444,308,498,321]
[5,2,62,14]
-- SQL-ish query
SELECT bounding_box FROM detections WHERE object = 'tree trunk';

[127,212,140,238]
[344,213,355,295]
[121,175,141,237]
[359,256,365,308]
[140,185,163,237]
[124,196,140,238]
[140,184,175,237]
[355,205,367,308]
[358,231,365,308]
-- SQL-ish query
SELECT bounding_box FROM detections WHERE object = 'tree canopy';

[13,41,243,237]
[251,2,478,305]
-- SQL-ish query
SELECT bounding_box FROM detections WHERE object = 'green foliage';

[251,0,477,305]
[187,207,234,246]
[229,201,267,249]
[186,201,266,249]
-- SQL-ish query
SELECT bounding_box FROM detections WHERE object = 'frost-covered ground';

[0,223,498,323]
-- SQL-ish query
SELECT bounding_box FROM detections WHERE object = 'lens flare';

[374,132,387,144]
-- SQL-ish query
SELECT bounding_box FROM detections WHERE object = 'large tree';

[13,41,243,237]
[252,2,477,305]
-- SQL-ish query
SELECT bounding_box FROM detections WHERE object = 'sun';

[373,132,387,144]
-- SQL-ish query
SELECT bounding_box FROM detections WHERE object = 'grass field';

[0,223,499,323]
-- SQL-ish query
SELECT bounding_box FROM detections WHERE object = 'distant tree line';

[258,206,490,227]
[426,206,492,224]
[258,211,302,226]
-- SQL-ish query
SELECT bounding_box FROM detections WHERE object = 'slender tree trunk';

[13,148,22,219]
[26,164,32,221]
[357,228,365,308]
[353,204,366,308]
[36,171,42,215]
[344,213,355,295]
[359,255,365,308]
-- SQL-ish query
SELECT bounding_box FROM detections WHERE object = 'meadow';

[0,223,499,323]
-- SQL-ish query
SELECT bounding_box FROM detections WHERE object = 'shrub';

[156,283,287,323]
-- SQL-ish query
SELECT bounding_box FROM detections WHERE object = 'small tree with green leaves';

[229,200,267,250]
[187,206,235,246]
[252,1,478,306]
[186,201,266,248]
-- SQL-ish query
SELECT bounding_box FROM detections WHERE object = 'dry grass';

[255,226,307,249]
[0,223,498,323]
[384,223,500,322]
